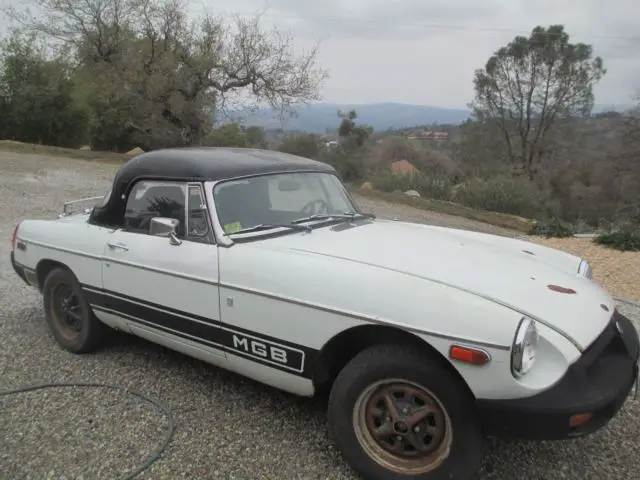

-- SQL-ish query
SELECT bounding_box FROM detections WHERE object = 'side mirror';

[150,217,182,245]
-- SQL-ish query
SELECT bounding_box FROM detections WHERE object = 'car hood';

[262,219,614,350]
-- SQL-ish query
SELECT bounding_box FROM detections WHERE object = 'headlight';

[578,259,592,279]
[511,316,539,378]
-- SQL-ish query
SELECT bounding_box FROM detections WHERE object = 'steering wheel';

[300,199,330,216]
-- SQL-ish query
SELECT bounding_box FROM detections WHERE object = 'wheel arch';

[36,259,71,292]
[313,324,475,398]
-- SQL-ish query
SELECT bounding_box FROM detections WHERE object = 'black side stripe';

[82,285,318,379]
[84,285,219,325]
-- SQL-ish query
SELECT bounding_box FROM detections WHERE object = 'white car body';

[10,147,639,478]
[13,197,609,397]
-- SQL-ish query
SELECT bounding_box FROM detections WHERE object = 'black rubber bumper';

[476,310,639,440]
[10,251,31,286]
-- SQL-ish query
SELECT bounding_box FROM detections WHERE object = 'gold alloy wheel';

[352,378,453,475]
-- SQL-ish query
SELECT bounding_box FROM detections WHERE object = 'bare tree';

[470,25,606,179]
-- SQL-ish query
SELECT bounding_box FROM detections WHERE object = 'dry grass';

[352,187,535,233]
[0,140,130,164]
[525,236,640,301]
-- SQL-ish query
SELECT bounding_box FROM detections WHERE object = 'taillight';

[11,222,21,250]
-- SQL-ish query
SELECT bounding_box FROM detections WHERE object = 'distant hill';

[220,102,472,133]
[218,102,634,134]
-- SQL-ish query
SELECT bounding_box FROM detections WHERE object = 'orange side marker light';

[449,345,491,365]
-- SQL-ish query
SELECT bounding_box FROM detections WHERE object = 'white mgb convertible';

[10,147,639,479]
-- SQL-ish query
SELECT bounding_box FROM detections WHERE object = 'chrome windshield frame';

[578,259,593,279]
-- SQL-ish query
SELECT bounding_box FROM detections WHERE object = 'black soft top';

[89,147,337,227]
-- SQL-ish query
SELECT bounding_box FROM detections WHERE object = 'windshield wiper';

[291,211,376,224]
[230,212,376,235]
[344,211,376,219]
[231,223,312,235]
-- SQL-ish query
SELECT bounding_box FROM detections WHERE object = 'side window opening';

[124,181,187,237]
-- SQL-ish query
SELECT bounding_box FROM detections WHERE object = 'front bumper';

[476,310,639,440]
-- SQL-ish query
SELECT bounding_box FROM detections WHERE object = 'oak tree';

[0,32,91,147]
[5,0,328,149]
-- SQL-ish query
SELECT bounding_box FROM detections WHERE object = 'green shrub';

[594,229,640,252]
[369,171,452,200]
[528,218,575,238]
[453,175,546,218]
[318,150,367,183]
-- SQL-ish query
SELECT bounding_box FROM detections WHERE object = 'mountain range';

[220,102,634,134]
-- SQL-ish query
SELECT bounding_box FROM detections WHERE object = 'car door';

[95,180,227,363]
[211,175,320,395]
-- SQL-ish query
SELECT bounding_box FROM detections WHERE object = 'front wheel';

[328,344,484,480]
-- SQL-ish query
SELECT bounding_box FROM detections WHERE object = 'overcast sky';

[2,0,639,108]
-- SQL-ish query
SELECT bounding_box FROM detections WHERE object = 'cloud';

[206,0,640,105]
[224,0,515,42]
[2,0,638,107]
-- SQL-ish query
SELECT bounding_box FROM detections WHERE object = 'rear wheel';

[43,267,110,353]
[328,344,484,479]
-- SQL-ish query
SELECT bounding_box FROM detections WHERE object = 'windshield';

[213,172,360,235]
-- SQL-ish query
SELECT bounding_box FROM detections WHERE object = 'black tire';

[328,343,484,480]
[42,267,110,353]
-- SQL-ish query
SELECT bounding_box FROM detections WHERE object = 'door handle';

[107,240,129,251]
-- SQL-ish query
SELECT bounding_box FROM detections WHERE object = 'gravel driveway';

[1,151,639,479]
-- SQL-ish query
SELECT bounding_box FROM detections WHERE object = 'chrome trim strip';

[22,237,220,285]
[204,180,233,247]
[578,259,592,279]
[183,181,190,235]
[23,237,511,351]
[185,182,215,243]
[20,238,103,260]
[220,282,511,351]
[287,248,583,351]
[100,256,219,286]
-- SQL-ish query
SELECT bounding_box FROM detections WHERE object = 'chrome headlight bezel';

[511,316,539,378]
[578,259,592,279]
